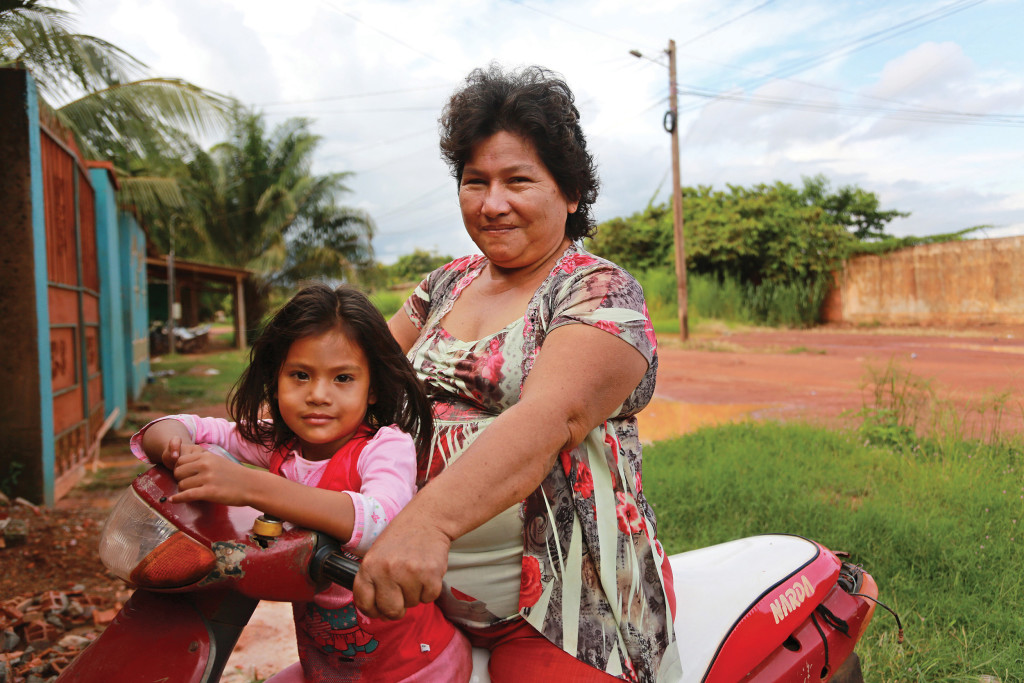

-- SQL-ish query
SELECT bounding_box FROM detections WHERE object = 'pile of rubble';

[0,588,125,683]
[1,491,128,683]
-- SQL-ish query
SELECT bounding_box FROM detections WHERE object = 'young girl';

[132,283,472,683]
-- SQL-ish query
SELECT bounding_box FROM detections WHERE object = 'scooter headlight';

[99,487,216,588]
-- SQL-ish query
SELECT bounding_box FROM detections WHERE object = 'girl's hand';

[170,445,252,506]
[160,436,184,469]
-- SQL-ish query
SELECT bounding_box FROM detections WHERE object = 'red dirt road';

[637,325,1024,442]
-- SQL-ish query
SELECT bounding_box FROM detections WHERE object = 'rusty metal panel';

[41,134,77,287]
[79,165,99,293]
[39,124,103,485]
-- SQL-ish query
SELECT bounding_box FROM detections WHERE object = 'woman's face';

[459,131,578,271]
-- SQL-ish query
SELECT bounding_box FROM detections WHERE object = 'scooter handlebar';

[312,545,361,591]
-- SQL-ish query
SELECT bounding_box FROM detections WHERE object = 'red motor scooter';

[58,464,894,682]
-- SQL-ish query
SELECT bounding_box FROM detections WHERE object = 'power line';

[664,0,1015,126]
[375,181,453,219]
[254,83,454,107]
[500,0,642,47]
[677,0,778,49]
[753,0,986,85]
[317,0,446,65]
[674,83,1024,127]
[262,105,440,117]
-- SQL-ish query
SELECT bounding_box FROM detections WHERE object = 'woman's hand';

[352,514,452,620]
[170,444,253,506]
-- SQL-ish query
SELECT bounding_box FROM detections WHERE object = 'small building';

[1,69,149,504]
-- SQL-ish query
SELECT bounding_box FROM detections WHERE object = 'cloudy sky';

[68,0,1024,263]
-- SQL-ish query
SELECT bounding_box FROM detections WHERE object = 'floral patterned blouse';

[402,243,680,682]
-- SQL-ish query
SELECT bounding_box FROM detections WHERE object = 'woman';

[354,64,680,682]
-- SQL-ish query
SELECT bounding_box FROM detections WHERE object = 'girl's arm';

[170,452,359,543]
[137,416,358,541]
[140,419,415,548]
[353,322,648,619]
[135,415,267,468]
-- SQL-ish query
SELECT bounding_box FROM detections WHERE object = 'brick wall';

[823,236,1024,325]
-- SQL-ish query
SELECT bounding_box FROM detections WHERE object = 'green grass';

[138,349,249,424]
[645,418,1024,681]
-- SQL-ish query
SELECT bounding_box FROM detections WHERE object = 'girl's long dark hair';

[229,283,433,459]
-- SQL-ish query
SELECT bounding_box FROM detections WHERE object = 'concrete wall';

[825,236,1024,325]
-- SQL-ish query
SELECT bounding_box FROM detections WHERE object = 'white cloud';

[61,0,1023,260]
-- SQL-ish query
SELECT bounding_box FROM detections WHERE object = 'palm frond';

[58,78,233,146]
[116,175,186,214]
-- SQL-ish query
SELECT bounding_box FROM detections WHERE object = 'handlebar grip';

[318,550,361,590]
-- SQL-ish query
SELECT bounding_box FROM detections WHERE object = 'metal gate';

[40,123,105,499]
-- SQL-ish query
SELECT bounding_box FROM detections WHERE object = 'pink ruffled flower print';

[592,319,622,335]
[444,254,477,272]
[604,430,621,465]
[573,461,595,499]
[557,253,598,274]
[559,450,573,477]
[641,301,658,350]
[519,555,544,609]
[616,491,646,536]
[478,338,504,384]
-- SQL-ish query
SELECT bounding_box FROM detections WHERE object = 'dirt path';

[637,324,1024,441]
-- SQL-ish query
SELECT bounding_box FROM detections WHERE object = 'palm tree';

[1,0,232,217]
[181,107,375,288]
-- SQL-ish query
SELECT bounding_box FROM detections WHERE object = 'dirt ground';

[641,322,1024,441]
[2,323,1022,681]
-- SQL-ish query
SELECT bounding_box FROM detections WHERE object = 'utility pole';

[631,40,688,341]
[667,39,688,341]
[166,220,176,356]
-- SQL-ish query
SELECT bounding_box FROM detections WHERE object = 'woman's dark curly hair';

[229,283,433,460]
[440,63,600,241]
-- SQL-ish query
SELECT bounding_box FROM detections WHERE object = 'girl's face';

[275,327,375,461]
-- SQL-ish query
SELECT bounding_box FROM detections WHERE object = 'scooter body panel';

[744,574,877,682]
[671,535,842,683]
[131,467,326,603]
[63,468,879,683]
[58,590,214,683]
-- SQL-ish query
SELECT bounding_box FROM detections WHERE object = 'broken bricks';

[0,518,28,549]
[0,588,115,682]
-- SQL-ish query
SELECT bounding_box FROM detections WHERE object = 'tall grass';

[635,267,830,330]
[644,366,1024,681]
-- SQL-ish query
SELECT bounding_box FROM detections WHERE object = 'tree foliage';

[1,0,232,220]
[171,107,375,288]
[588,177,912,287]
[390,249,455,283]
[796,174,910,241]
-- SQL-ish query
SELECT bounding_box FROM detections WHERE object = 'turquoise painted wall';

[91,168,127,428]
[26,76,56,505]
[119,213,150,399]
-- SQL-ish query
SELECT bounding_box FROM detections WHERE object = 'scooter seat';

[671,534,830,682]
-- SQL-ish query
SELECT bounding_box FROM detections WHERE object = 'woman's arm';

[388,309,421,353]
[353,322,648,619]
